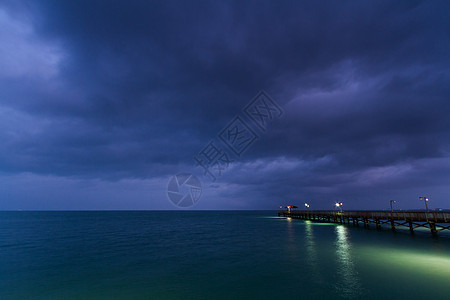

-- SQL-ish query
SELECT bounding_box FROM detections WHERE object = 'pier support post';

[429,222,438,237]
[376,219,381,230]
[409,221,414,234]
[364,218,369,228]
[390,219,396,232]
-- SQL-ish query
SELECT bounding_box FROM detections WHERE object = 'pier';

[277,210,450,236]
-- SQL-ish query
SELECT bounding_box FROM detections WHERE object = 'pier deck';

[277,210,450,236]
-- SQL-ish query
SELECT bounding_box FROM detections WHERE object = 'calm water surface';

[0,211,449,299]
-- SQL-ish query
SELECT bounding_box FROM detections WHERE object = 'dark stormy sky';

[0,0,449,210]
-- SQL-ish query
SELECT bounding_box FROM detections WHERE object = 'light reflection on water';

[359,246,450,283]
[334,225,364,298]
[284,217,300,261]
[304,221,322,284]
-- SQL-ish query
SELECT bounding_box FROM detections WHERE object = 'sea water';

[0,211,449,299]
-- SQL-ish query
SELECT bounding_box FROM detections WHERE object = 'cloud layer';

[0,0,449,209]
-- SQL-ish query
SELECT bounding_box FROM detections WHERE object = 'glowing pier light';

[305,203,310,210]
[335,202,343,212]
[286,205,298,212]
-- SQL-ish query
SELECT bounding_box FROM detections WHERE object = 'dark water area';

[1,211,449,299]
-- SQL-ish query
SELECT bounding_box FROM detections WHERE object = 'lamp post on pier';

[390,200,396,213]
[304,203,310,211]
[419,196,429,213]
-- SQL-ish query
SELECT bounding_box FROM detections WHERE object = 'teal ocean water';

[1,211,449,299]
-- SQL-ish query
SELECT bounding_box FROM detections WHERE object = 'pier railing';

[281,210,449,222]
